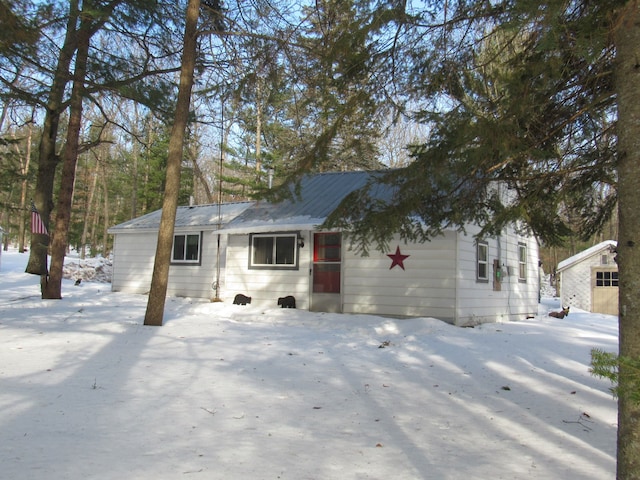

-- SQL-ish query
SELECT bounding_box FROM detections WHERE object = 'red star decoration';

[387,246,410,270]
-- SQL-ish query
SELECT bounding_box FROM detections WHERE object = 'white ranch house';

[108,171,540,326]
[556,240,618,316]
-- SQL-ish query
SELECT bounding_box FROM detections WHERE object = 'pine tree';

[324,1,639,476]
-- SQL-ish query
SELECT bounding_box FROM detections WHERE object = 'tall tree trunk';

[25,1,80,282]
[90,184,101,254]
[614,2,640,478]
[13,116,33,253]
[188,138,214,202]
[255,79,263,174]
[144,0,201,326]
[80,163,98,259]
[101,160,110,255]
[43,13,91,299]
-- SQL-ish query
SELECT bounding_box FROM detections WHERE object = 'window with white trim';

[250,233,298,269]
[518,242,527,282]
[596,271,618,287]
[172,233,202,264]
[477,241,489,282]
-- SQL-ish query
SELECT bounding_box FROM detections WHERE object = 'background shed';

[556,240,618,316]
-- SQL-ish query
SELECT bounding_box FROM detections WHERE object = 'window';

[313,233,341,293]
[314,232,341,262]
[518,242,527,282]
[477,242,489,282]
[172,233,201,264]
[250,233,298,269]
[596,271,619,287]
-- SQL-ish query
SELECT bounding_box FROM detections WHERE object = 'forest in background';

[0,0,617,269]
[4,1,640,475]
[0,0,424,258]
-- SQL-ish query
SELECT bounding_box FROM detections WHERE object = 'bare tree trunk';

[188,141,214,202]
[90,184,101,254]
[43,12,91,299]
[101,160,110,256]
[144,0,201,326]
[80,164,98,259]
[255,79,263,174]
[26,1,80,282]
[131,102,141,218]
[142,116,153,213]
[14,116,33,252]
[614,2,640,478]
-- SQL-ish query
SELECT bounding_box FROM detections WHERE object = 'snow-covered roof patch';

[557,240,617,272]
[108,202,253,233]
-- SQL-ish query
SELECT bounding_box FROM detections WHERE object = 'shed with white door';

[556,240,618,316]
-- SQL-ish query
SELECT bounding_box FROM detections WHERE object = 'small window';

[601,254,609,265]
[314,232,341,262]
[477,242,489,282]
[250,233,298,269]
[596,271,619,287]
[518,242,527,282]
[172,233,201,264]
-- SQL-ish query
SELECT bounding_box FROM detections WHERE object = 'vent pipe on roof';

[267,168,274,189]
[189,195,194,206]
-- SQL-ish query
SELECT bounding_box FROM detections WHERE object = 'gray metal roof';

[109,171,394,235]
[221,170,392,233]
[108,202,253,233]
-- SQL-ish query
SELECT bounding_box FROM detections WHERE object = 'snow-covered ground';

[0,248,618,479]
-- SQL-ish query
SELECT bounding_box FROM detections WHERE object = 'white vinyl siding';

[111,230,223,298]
[225,233,310,308]
[342,232,458,321]
[111,225,540,325]
[455,225,539,325]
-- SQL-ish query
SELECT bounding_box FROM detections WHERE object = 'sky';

[0,248,618,479]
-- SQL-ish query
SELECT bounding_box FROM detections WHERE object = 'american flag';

[31,202,48,236]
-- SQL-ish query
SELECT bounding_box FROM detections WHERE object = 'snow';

[557,240,617,272]
[0,248,618,479]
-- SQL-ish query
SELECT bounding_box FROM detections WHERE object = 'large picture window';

[172,233,201,264]
[250,233,298,269]
[477,241,489,282]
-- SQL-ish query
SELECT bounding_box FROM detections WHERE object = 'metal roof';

[108,171,394,235]
[108,202,253,233]
[220,171,392,234]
